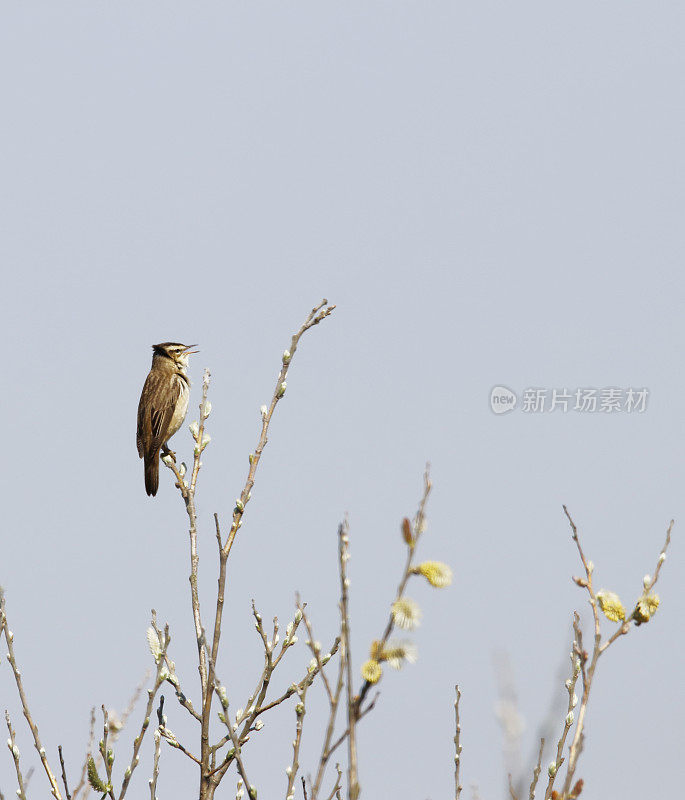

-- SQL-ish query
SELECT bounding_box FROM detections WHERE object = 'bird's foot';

[161,445,177,463]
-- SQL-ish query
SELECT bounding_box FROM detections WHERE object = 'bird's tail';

[144,452,160,497]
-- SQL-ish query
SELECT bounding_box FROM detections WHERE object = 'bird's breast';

[166,378,190,440]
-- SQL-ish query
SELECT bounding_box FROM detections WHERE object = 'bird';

[137,342,198,496]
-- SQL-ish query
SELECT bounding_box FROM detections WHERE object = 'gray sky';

[1,2,683,798]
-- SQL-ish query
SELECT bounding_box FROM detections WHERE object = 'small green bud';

[276,381,287,398]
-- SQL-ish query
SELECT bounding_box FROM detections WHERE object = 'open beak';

[184,344,199,355]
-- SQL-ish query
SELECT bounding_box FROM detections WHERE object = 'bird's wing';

[137,371,182,457]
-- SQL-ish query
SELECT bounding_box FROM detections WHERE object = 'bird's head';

[152,342,199,371]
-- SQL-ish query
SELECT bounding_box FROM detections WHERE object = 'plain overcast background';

[1,2,683,798]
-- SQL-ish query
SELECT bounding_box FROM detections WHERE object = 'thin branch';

[158,726,202,766]
[309,585,347,800]
[325,765,343,800]
[215,695,255,799]
[356,466,432,711]
[5,710,27,800]
[58,746,72,800]
[284,686,308,800]
[326,694,379,759]
[454,685,463,800]
[339,521,359,800]
[99,707,116,800]
[221,300,335,559]
[0,590,62,799]
[149,612,201,722]
[149,729,161,800]
[528,738,544,800]
[554,510,674,799]
[117,622,171,800]
[508,775,519,800]
[542,637,580,800]
[298,600,333,704]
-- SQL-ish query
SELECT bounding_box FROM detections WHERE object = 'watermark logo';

[490,387,648,414]
[490,386,518,415]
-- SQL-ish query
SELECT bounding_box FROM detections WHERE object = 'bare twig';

[325,765,343,800]
[215,692,255,799]
[454,685,463,800]
[0,590,62,799]
[284,686,308,800]
[339,520,359,800]
[298,600,334,703]
[5,710,27,800]
[221,300,335,559]
[118,621,171,800]
[356,467,432,711]
[99,707,116,800]
[315,468,433,799]
[149,613,202,723]
[551,509,674,799]
[508,775,519,800]
[528,738,544,800]
[326,694,379,761]
[309,590,347,800]
[158,725,203,766]
[149,729,161,800]
[58,745,72,800]
[542,639,580,800]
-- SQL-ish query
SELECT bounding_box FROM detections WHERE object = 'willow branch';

[5,711,27,800]
[454,685,463,800]
[356,466,432,710]
[118,623,170,800]
[0,590,62,799]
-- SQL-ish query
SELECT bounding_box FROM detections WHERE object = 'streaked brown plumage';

[137,342,197,496]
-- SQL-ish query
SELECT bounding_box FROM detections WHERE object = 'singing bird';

[137,342,197,496]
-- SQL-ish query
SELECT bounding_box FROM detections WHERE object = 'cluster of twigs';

[0,299,674,800]
[500,508,673,800]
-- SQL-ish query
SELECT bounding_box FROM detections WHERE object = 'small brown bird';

[137,342,197,496]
